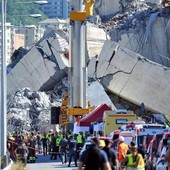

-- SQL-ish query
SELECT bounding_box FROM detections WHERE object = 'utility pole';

[1,0,7,167]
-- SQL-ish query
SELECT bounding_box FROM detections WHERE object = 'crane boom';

[58,0,94,131]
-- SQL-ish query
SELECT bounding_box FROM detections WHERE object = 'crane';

[58,0,95,130]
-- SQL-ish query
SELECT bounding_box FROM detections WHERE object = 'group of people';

[7,131,37,166]
[39,130,90,166]
[7,130,146,169]
[7,130,90,167]
[78,136,145,170]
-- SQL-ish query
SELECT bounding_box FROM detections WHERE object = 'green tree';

[0,0,47,26]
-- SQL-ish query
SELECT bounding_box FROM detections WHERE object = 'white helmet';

[119,136,124,142]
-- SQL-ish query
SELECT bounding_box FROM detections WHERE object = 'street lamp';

[29,14,42,18]
[1,0,8,168]
[33,0,48,5]
[12,0,48,5]
[12,14,42,18]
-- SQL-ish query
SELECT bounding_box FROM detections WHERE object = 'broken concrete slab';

[88,40,170,115]
[108,9,170,67]
[88,80,116,110]
[86,23,107,57]
[7,25,107,95]
[7,44,67,94]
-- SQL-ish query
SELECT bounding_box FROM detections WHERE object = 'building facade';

[40,0,70,19]
[39,18,68,30]
[0,22,12,65]
[12,32,25,53]
[13,25,45,49]
[0,24,45,65]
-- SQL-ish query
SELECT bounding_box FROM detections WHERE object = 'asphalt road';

[26,154,78,170]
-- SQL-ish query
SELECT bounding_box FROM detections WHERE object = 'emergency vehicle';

[132,124,168,150]
[146,133,164,170]
[156,137,170,170]
[103,109,137,136]
[157,132,170,157]
[110,121,145,151]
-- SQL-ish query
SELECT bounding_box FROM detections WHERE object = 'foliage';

[0,0,47,26]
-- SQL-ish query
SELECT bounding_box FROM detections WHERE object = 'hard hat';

[119,136,124,142]
[99,140,105,147]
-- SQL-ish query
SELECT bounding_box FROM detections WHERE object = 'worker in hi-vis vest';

[121,145,145,170]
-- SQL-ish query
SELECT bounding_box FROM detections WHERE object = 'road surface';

[26,154,78,170]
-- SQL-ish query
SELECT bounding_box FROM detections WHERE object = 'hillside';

[0,0,47,26]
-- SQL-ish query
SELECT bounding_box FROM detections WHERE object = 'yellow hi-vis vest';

[56,137,61,146]
[127,154,145,168]
[77,134,83,144]
[47,133,51,142]
[59,134,63,139]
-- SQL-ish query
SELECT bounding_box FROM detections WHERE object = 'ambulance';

[132,124,168,150]
[103,109,137,136]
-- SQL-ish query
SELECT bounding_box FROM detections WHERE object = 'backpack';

[85,145,103,170]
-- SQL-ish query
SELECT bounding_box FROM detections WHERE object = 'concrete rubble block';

[95,0,120,16]
[7,33,68,94]
[86,23,107,58]
[95,40,170,115]
[40,69,67,91]
[46,35,69,68]
[96,41,138,78]
[7,88,54,133]
[88,80,117,110]
[88,57,97,78]
[39,38,53,56]
[7,47,56,93]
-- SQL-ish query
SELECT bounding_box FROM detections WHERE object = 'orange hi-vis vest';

[117,142,129,161]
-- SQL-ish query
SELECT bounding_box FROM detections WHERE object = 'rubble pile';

[103,5,151,30]
[7,88,60,133]
[101,2,170,67]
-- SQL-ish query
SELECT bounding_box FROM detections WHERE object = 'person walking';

[117,136,129,162]
[27,136,36,163]
[78,137,111,170]
[36,132,41,154]
[67,135,77,167]
[41,133,48,156]
[55,134,63,161]
[59,135,68,164]
[77,131,84,149]
[50,133,57,160]
[121,145,145,170]
[47,132,52,155]
[103,139,119,170]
